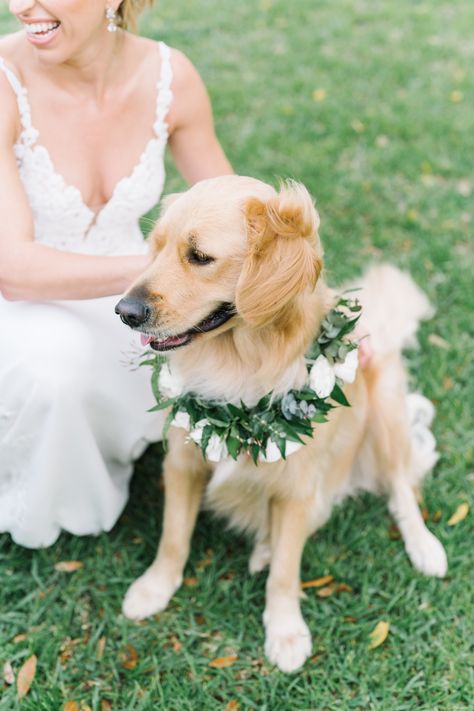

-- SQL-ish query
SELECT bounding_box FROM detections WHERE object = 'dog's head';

[115,176,323,351]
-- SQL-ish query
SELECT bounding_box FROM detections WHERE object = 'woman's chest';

[26,83,160,211]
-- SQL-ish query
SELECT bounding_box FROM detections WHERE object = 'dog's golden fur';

[119,176,447,672]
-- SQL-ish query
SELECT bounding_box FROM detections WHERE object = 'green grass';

[1,1,473,709]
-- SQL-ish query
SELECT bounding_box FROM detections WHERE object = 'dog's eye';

[187,247,215,265]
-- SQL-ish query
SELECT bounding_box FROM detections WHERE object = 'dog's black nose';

[115,297,151,328]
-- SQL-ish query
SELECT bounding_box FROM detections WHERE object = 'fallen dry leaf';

[100,701,112,711]
[432,510,442,523]
[301,575,334,589]
[196,557,213,571]
[96,636,106,660]
[195,614,206,625]
[447,502,469,526]
[170,635,182,653]
[59,638,82,665]
[316,585,336,598]
[344,616,358,623]
[80,702,92,711]
[183,576,198,587]
[63,702,80,711]
[3,661,14,685]
[428,333,450,350]
[335,583,353,594]
[421,508,429,522]
[13,633,27,643]
[443,376,454,391]
[54,560,83,573]
[120,644,139,670]
[225,701,240,711]
[17,654,37,699]
[388,523,401,540]
[208,655,238,669]
[312,88,326,102]
[351,118,365,133]
[368,621,390,650]
[457,179,472,197]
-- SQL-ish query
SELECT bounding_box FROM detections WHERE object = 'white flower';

[260,439,282,463]
[205,433,228,462]
[333,348,359,384]
[286,440,304,457]
[189,419,209,444]
[158,362,184,398]
[171,410,191,430]
[309,355,336,398]
[259,438,303,463]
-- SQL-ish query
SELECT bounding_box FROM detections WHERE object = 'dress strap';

[0,56,39,147]
[153,42,173,138]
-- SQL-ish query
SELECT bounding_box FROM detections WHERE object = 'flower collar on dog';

[142,296,362,464]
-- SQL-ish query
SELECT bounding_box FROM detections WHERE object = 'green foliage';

[144,298,360,463]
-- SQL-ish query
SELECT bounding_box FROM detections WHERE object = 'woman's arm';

[0,81,150,302]
[167,50,233,185]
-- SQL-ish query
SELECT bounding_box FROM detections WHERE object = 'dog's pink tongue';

[140,334,153,346]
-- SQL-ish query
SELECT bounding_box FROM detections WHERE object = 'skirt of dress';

[0,294,163,548]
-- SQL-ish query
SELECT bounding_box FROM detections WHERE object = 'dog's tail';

[354,264,433,356]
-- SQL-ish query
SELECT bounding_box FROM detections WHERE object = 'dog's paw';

[122,571,182,620]
[264,613,312,673]
[249,542,271,574]
[406,530,448,578]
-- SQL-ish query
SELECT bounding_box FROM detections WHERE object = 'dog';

[115,175,447,673]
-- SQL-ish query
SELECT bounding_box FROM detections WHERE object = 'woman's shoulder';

[0,34,25,142]
[0,32,24,67]
[131,35,202,91]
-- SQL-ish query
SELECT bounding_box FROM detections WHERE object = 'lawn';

[1,1,473,709]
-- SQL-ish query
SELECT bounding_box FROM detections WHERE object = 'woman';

[0,0,232,547]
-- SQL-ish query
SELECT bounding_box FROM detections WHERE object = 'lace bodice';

[0,42,173,256]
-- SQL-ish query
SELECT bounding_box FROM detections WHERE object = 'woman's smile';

[22,19,61,46]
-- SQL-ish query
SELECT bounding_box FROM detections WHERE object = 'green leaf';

[201,425,213,453]
[148,397,175,412]
[227,403,244,418]
[331,384,350,406]
[226,435,241,460]
[311,412,328,423]
[250,444,260,464]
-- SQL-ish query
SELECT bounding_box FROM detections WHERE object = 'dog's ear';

[235,181,322,327]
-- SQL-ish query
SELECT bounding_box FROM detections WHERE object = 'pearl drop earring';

[106,7,118,33]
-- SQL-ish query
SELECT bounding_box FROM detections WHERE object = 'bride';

[0,0,232,547]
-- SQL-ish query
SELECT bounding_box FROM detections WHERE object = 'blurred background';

[1,1,473,708]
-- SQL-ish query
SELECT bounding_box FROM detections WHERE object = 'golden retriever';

[115,175,447,672]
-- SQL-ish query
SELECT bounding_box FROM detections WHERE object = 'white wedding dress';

[0,42,172,548]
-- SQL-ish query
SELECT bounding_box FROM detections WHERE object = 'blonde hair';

[117,0,155,32]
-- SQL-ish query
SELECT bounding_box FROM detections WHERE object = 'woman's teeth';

[24,22,60,37]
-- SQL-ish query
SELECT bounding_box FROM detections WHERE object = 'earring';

[106,7,118,33]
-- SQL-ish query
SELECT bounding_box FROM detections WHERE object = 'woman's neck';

[24,29,129,101]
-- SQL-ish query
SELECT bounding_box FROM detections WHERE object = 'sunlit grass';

[0,1,473,708]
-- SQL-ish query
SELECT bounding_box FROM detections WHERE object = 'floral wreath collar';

[141,295,362,465]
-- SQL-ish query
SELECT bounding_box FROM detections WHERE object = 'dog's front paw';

[264,611,312,673]
[122,570,182,620]
[406,530,448,578]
